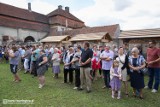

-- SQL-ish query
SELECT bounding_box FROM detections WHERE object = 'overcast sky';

[0,0,160,30]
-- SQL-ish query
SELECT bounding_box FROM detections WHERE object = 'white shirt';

[116,54,126,68]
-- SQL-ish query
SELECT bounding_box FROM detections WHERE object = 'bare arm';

[129,63,135,71]
[9,52,15,58]
[129,62,146,71]
[83,58,92,65]
[71,58,79,63]
[105,57,112,61]
[148,57,160,64]
[138,62,146,69]
[39,57,48,65]
[52,54,58,61]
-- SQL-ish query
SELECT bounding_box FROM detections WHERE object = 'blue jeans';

[148,67,160,90]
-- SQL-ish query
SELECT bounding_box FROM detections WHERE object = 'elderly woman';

[116,47,128,96]
[52,48,61,78]
[63,47,74,84]
[70,45,82,89]
[128,47,146,99]
[37,50,48,88]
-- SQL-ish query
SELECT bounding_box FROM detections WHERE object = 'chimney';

[28,2,31,12]
[65,6,69,13]
[58,5,62,9]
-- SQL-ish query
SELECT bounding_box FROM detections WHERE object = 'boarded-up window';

[2,36,9,42]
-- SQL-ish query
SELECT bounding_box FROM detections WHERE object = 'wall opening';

[24,36,35,42]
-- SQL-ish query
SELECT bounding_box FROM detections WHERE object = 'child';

[110,60,122,99]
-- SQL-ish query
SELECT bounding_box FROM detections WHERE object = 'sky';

[0,0,160,30]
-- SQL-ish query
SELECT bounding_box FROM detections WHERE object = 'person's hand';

[72,62,75,64]
[39,63,42,66]
[147,61,154,65]
[119,76,122,80]
[64,63,69,66]
[22,55,24,58]
[100,57,105,60]
[81,62,85,66]
[132,67,138,71]
[133,67,140,71]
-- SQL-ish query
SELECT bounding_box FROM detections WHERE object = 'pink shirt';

[147,47,160,68]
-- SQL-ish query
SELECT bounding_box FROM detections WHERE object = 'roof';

[47,8,84,23]
[0,15,49,32]
[0,3,49,24]
[41,35,70,42]
[119,28,160,39]
[50,24,120,38]
[69,32,112,41]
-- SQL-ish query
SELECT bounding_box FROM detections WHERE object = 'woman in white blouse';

[116,47,128,96]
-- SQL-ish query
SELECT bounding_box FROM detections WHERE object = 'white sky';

[0,0,160,30]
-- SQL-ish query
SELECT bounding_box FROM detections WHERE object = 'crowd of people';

[0,40,160,100]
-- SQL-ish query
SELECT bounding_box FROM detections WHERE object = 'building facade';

[0,2,121,47]
[119,28,160,57]
[0,3,50,45]
[0,3,85,45]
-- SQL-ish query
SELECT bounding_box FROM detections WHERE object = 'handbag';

[137,56,148,74]
[140,67,148,74]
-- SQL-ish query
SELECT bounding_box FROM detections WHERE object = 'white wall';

[51,25,72,31]
[0,26,48,45]
[18,29,47,41]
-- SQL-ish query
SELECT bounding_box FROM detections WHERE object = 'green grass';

[0,62,160,107]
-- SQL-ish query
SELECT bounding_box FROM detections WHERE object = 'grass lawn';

[0,62,160,107]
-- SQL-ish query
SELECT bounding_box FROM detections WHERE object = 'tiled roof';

[120,28,160,38]
[60,24,120,38]
[0,15,49,32]
[47,8,84,23]
[0,3,49,24]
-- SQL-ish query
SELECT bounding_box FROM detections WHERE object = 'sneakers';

[151,89,158,93]
[144,86,149,89]
[102,86,106,89]
[38,84,44,89]
[117,97,121,99]
[73,87,78,90]
[112,95,115,99]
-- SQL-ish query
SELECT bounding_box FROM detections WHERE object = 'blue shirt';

[31,49,40,61]
[101,50,114,70]
[10,51,20,65]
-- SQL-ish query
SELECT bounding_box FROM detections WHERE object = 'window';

[61,28,65,31]
[2,36,9,42]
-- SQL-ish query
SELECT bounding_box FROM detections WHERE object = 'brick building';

[48,5,85,34]
[0,3,85,45]
[61,24,120,46]
[0,2,120,46]
[0,3,49,45]
[119,28,160,56]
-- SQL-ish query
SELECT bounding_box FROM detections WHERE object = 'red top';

[147,47,160,68]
